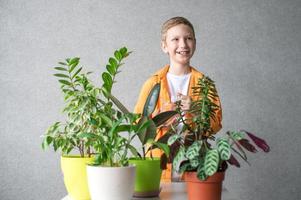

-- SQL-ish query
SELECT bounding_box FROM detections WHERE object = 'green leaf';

[204,149,219,176]
[108,93,130,114]
[109,57,118,68]
[172,146,188,173]
[186,141,201,160]
[197,162,207,180]
[78,132,98,139]
[137,116,156,144]
[119,47,127,57]
[69,57,80,73]
[54,73,69,78]
[152,110,177,127]
[143,83,160,116]
[217,138,231,160]
[190,158,200,168]
[59,79,72,86]
[58,62,67,66]
[102,72,113,88]
[167,134,180,146]
[99,113,113,127]
[106,64,115,75]
[114,50,122,61]
[127,144,140,158]
[54,67,67,71]
[151,141,170,156]
[72,67,82,80]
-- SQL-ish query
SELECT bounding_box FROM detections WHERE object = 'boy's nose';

[179,38,188,47]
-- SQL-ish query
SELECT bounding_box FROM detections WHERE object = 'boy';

[134,17,222,182]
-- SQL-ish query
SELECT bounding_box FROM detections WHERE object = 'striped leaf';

[186,141,201,160]
[172,146,188,173]
[189,158,200,168]
[217,138,231,160]
[197,162,207,181]
[142,83,160,117]
[204,149,219,176]
[167,134,180,146]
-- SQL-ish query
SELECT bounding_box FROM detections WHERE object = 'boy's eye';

[172,38,179,41]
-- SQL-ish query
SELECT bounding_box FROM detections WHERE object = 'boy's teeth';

[177,51,189,55]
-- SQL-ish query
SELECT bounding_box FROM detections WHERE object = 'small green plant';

[110,82,178,162]
[41,56,100,157]
[42,47,148,167]
[167,76,270,180]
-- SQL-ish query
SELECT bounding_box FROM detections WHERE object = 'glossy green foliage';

[142,83,160,117]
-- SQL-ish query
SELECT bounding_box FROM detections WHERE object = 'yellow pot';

[61,155,94,200]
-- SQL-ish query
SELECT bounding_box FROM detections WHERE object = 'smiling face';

[161,24,196,69]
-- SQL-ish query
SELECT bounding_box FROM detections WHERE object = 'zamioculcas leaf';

[102,72,113,88]
[204,149,219,176]
[152,110,177,127]
[217,138,231,160]
[106,64,115,75]
[143,83,160,117]
[114,50,122,61]
[186,141,202,160]
[172,146,188,173]
[119,47,127,57]
[167,134,181,146]
[109,57,118,68]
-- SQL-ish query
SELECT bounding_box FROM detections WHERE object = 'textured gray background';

[1,0,300,199]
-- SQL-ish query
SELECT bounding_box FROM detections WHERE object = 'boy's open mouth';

[176,50,190,55]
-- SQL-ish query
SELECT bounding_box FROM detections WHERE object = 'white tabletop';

[62,182,238,200]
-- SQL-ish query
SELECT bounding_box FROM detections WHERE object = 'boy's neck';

[168,63,190,76]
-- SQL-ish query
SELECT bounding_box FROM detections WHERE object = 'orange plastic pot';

[184,172,225,200]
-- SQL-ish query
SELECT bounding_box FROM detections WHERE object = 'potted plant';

[79,47,144,200]
[107,75,177,197]
[42,47,140,200]
[166,76,270,200]
[41,56,101,200]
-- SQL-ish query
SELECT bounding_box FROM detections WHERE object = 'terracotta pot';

[184,172,225,200]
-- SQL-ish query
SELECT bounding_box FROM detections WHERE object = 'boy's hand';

[177,93,191,111]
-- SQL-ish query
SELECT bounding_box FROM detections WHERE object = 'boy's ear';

[161,41,168,54]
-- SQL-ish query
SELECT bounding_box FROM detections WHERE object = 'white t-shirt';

[167,72,191,102]
[167,72,192,181]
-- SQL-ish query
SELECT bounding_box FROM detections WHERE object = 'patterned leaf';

[185,141,201,160]
[172,147,188,173]
[204,149,219,176]
[197,162,207,181]
[190,158,200,168]
[217,138,231,160]
[167,134,181,146]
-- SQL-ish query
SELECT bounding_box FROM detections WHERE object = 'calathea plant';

[167,76,270,180]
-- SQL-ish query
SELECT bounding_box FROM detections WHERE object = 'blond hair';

[161,17,195,41]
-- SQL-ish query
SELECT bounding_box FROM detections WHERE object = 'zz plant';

[42,47,145,166]
[167,76,270,180]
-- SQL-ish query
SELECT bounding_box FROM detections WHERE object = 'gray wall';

[1,0,300,199]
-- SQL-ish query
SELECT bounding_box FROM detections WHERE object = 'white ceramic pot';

[87,165,136,200]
